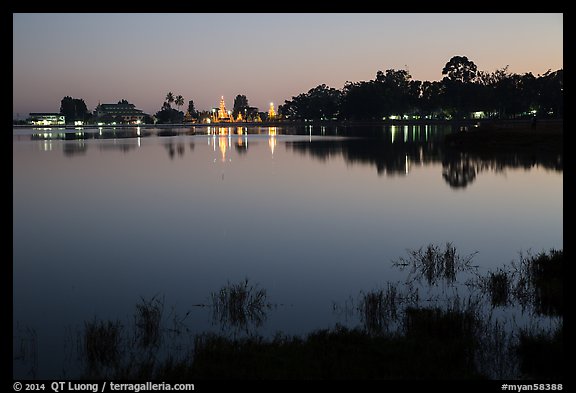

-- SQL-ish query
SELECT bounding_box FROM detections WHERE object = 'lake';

[13,124,563,379]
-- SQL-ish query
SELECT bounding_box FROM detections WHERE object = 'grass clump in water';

[393,242,477,285]
[211,278,270,332]
[83,319,122,375]
[471,268,511,307]
[135,295,164,348]
[358,282,418,335]
[521,249,563,316]
[470,249,563,315]
[487,270,511,307]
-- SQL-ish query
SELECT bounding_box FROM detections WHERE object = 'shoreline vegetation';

[14,246,563,380]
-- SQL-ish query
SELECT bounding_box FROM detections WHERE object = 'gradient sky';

[12,13,563,119]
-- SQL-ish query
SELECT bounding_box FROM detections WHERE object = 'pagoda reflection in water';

[206,126,278,161]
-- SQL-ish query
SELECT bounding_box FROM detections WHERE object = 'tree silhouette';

[60,96,89,123]
[281,61,561,122]
[175,95,184,112]
[233,95,249,118]
[187,100,197,118]
[282,84,341,120]
[536,69,563,118]
[165,92,174,108]
[442,56,478,84]
[441,56,480,119]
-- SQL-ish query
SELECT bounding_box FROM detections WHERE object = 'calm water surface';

[13,125,563,378]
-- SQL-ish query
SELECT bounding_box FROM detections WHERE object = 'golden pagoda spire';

[268,102,276,119]
[216,96,233,122]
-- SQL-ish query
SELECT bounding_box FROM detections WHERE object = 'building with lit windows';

[94,101,146,124]
[28,113,66,126]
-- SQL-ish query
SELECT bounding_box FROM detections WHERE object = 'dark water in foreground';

[13,125,562,379]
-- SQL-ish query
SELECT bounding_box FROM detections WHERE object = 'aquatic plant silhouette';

[135,295,164,349]
[31,247,562,379]
[392,242,477,286]
[83,319,123,376]
[210,278,271,334]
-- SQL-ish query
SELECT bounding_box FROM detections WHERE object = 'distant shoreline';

[12,119,472,129]
[14,118,562,130]
[12,119,548,128]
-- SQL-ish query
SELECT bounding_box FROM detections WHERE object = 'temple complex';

[207,96,277,123]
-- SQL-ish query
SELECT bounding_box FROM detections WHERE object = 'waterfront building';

[28,113,65,126]
[94,101,146,124]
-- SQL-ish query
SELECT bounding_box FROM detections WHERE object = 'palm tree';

[165,92,175,108]
[175,95,184,112]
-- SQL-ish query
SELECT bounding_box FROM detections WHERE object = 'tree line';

[279,55,563,121]
[25,55,561,125]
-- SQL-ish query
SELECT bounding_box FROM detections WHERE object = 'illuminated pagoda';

[268,102,276,119]
[215,96,233,122]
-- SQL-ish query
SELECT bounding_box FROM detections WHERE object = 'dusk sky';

[13,13,563,119]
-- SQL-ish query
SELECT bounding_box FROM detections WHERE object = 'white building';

[28,113,65,126]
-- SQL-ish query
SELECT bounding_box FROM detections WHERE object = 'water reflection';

[22,125,563,188]
[205,133,279,161]
[164,142,189,159]
[218,135,229,162]
[235,135,248,154]
[441,149,562,189]
[98,141,140,154]
[210,279,271,336]
[288,126,562,188]
[269,127,277,156]
[63,141,88,157]
[13,124,563,379]
[31,128,152,141]
[286,138,439,176]
[442,153,477,188]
